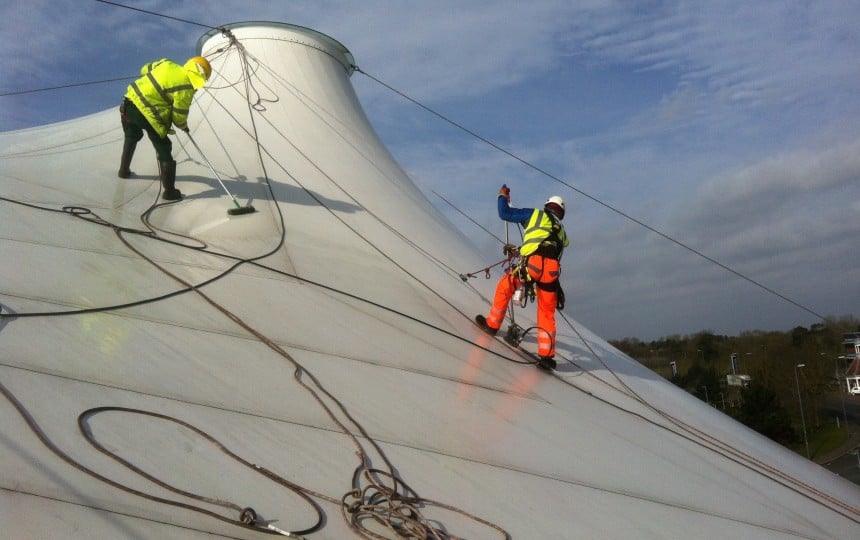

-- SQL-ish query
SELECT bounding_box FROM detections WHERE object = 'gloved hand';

[167,128,176,135]
[499,184,510,202]
[181,126,190,133]
[503,243,518,257]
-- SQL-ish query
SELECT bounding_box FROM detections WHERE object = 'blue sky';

[2,1,858,341]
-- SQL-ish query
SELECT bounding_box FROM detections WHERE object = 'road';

[821,392,860,427]
[822,450,860,485]
[820,393,860,485]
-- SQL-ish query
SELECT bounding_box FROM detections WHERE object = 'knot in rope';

[219,26,237,42]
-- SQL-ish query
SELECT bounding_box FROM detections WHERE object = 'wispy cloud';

[1,1,857,339]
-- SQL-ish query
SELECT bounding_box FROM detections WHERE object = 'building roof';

[1,21,858,540]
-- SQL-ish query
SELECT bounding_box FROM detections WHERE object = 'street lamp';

[834,356,849,432]
[795,363,810,459]
[838,355,850,393]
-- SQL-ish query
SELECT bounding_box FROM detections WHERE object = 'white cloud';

[679,140,860,235]
[576,139,860,338]
[2,1,858,340]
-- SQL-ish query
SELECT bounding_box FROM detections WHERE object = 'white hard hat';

[545,195,564,208]
[545,195,565,219]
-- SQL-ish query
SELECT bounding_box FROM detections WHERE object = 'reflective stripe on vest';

[126,59,195,136]
[520,210,554,257]
[130,60,170,128]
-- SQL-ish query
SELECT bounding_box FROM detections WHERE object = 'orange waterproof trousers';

[485,255,559,358]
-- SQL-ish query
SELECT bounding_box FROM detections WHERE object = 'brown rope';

[111,223,511,539]
[0,381,286,535]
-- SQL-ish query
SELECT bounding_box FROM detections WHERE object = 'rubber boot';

[475,315,498,336]
[117,140,136,178]
[538,356,557,370]
[159,160,182,201]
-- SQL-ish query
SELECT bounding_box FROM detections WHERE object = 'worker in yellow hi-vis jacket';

[118,56,211,200]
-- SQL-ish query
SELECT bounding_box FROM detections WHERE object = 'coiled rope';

[1,25,512,539]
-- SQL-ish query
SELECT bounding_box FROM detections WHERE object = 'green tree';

[737,381,797,445]
[694,331,720,362]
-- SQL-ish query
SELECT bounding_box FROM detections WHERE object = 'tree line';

[610,316,859,447]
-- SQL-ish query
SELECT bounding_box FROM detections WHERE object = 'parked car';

[850,386,860,395]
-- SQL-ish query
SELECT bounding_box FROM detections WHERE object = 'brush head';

[228,205,256,216]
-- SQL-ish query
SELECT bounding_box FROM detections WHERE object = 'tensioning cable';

[352,66,827,322]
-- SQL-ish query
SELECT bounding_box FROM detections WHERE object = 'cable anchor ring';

[240,507,257,525]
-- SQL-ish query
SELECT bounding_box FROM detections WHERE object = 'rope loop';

[61,205,91,216]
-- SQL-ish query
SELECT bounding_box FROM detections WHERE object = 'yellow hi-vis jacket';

[520,209,569,258]
[125,59,196,138]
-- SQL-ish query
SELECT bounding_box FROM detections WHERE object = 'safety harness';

[515,210,566,308]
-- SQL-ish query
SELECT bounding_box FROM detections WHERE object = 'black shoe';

[475,315,498,336]
[537,356,557,370]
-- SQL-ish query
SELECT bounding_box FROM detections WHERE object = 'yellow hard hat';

[184,56,211,88]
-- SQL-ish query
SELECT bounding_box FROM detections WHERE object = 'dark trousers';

[120,99,173,162]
